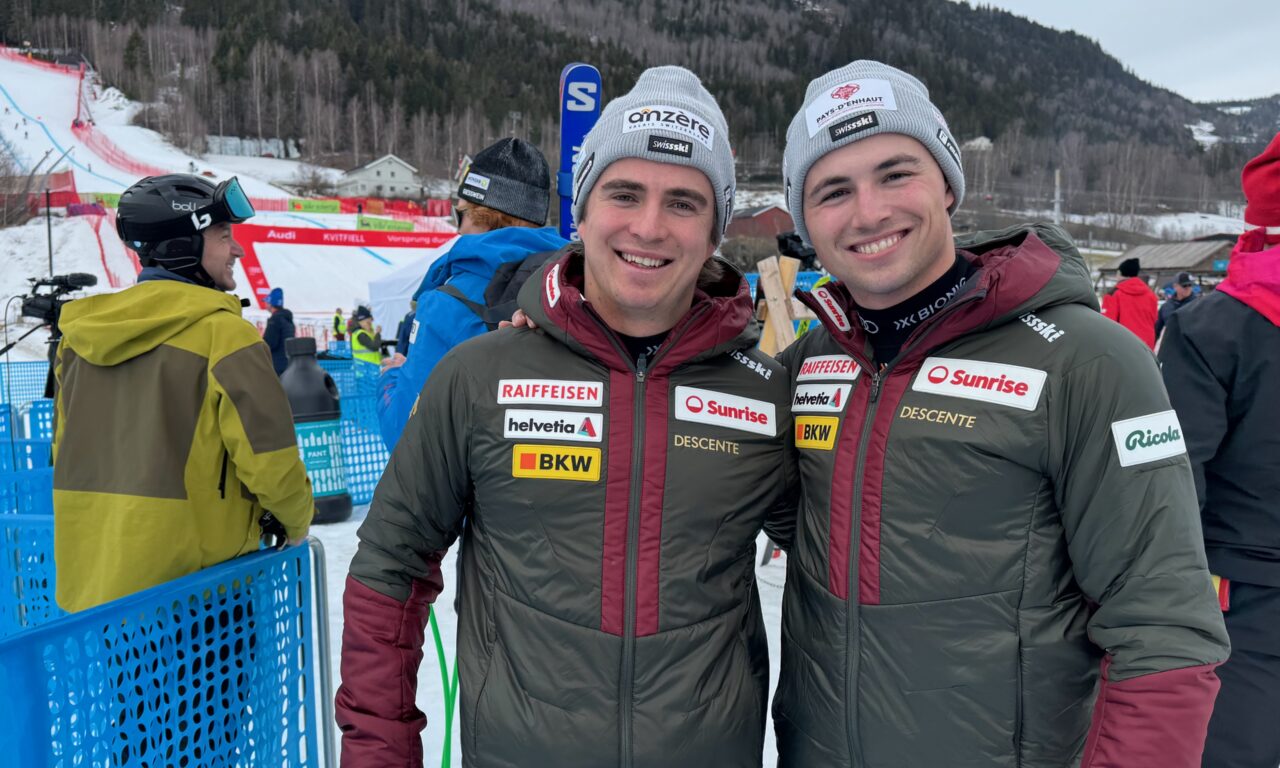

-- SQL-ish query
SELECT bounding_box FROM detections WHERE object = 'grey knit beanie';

[457,138,551,226]
[783,60,965,245]
[572,66,735,241]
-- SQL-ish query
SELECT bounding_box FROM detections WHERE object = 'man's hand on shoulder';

[382,352,406,372]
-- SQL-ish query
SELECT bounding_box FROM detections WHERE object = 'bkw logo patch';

[511,445,601,481]
[794,416,839,450]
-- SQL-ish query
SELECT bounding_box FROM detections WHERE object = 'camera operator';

[51,174,316,612]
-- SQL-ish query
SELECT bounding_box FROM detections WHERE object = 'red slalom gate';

[233,223,455,309]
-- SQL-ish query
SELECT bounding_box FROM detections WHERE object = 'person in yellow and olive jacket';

[53,174,315,613]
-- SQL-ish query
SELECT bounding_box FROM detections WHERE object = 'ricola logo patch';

[1111,410,1187,467]
[912,357,1047,411]
[674,386,775,436]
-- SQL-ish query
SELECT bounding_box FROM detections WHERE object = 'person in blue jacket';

[377,138,567,450]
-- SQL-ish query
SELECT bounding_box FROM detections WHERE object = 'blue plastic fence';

[743,270,826,298]
[0,361,48,408]
[0,513,62,636]
[0,538,336,768]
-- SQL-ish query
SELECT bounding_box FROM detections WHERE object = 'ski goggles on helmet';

[117,176,256,245]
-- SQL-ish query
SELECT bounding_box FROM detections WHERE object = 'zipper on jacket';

[580,300,710,768]
[620,352,647,768]
[837,289,987,764]
[218,449,229,499]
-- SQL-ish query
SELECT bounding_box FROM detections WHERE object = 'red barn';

[727,204,793,240]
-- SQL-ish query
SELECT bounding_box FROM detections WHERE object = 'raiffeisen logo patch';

[674,386,776,436]
[795,416,839,450]
[911,357,1047,411]
[497,379,602,407]
[504,410,603,443]
[795,355,860,382]
[511,445,601,481]
[621,104,715,149]
[792,383,852,413]
[1111,410,1187,467]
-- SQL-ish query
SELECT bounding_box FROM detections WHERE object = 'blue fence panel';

[0,513,63,637]
[0,541,333,768]
[0,438,53,473]
[341,396,389,506]
[23,398,55,440]
[315,359,389,504]
[0,467,53,518]
[0,361,49,406]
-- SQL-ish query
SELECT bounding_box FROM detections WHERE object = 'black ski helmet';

[115,174,255,288]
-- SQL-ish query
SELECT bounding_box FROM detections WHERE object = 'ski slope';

[0,49,457,358]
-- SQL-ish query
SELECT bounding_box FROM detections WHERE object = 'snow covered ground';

[311,507,789,767]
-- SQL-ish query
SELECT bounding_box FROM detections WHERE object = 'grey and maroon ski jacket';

[338,245,797,768]
[773,223,1229,768]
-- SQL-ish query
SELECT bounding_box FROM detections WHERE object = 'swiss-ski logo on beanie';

[622,105,715,150]
[805,79,898,138]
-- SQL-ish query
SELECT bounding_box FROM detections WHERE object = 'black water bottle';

[281,336,353,524]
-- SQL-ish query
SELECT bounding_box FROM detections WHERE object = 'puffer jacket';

[774,224,1228,768]
[338,246,797,768]
[53,275,315,612]
[1160,227,1280,587]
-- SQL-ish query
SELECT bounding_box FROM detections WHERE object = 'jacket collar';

[518,243,758,373]
[1218,228,1280,326]
[799,225,1080,369]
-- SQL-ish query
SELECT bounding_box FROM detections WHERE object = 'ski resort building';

[337,154,423,199]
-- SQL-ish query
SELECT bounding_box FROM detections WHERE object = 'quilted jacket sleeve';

[337,350,475,766]
[1046,329,1229,768]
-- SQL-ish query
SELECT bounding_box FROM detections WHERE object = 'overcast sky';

[951,0,1277,102]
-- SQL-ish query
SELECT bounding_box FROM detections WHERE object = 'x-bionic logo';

[831,83,860,100]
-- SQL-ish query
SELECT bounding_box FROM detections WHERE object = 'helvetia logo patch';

[1111,410,1187,467]
[795,416,839,450]
[504,410,603,443]
[511,445,601,481]
[792,383,851,413]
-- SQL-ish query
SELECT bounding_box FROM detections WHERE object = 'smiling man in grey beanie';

[338,66,796,768]
[773,60,1227,767]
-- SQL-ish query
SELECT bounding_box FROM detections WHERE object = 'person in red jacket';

[1101,257,1158,348]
